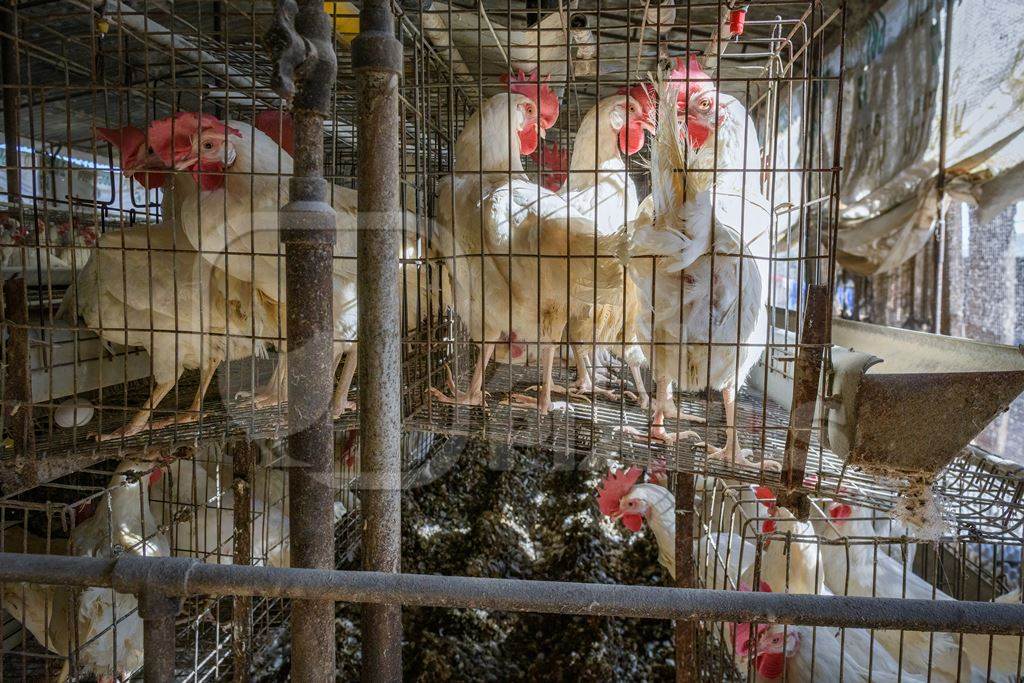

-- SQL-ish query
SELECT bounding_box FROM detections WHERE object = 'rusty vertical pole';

[265,1,338,680]
[3,276,33,460]
[674,470,696,683]
[230,440,254,682]
[933,0,955,332]
[139,591,178,683]
[352,0,404,679]
[1,2,21,205]
[779,284,828,514]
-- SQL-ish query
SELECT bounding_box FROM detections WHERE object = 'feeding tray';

[825,320,1024,476]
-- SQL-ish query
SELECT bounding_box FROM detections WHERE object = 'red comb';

[626,83,658,115]
[530,141,568,192]
[754,486,777,510]
[149,112,242,166]
[503,69,560,129]
[597,467,644,531]
[96,125,144,155]
[97,124,167,188]
[669,54,712,97]
[254,109,294,156]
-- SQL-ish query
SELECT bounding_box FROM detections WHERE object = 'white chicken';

[62,125,272,439]
[557,88,655,404]
[151,448,348,568]
[147,112,360,417]
[2,461,168,682]
[625,71,775,468]
[596,467,755,586]
[809,501,974,681]
[429,72,561,408]
[153,453,289,567]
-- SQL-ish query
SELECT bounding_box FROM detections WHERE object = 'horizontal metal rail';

[2,553,1023,635]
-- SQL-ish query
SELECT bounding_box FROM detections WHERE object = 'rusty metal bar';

[230,441,255,682]
[1,2,21,204]
[352,0,404,680]
[266,1,340,680]
[933,0,955,331]
[139,590,179,683]
[780,284,828,512]
[3,276,34,460]
[674,470,697,683]
[3,553,1024,635]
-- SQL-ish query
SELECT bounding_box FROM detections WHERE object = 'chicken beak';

[640,119,656,134]
[539,125,547,140]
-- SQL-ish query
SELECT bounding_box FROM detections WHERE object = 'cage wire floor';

[409,349,1024,545]
[2,429,443,682]
[8,334,1024,544]
[2,358,361,496]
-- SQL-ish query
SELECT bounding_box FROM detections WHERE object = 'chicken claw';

[234,388,286,411]
[502,393,572,416]
[708,443,783,473]
[331,398,358,419]
[650,397,706,424]
[617,425,702,444]
[95,421,151,442]
[429,366,487,406]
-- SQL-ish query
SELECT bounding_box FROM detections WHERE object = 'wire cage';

[0,0,1022,681]
[0,435,363,681]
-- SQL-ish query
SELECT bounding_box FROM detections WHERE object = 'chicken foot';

[429,342,492,406]
[95,379,176,441]
[330,346,358,418]
[622,362,650,408]
[506,346,571,416]
[707,385,782,472]
[619,377,702,443]
[235,355,288,410]
[147,358,222,430]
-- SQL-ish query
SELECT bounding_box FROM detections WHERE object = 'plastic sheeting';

[772,0,1024,275]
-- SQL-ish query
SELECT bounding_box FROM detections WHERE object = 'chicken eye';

[202,140,216,151]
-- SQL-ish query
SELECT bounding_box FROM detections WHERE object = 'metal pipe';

[4,554,1023,636]
[1,2,21,204]
[933,0,955,332]
[352,2,404,681]
[674,471,696,683]
[780,284,828,514]
[138,591,178,683]
[266,1,340,680]
[3,276,34,460]
[230,441,255,682]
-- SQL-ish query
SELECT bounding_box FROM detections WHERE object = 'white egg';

[54,398,95,429]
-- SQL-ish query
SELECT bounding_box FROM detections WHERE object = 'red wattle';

[618,122,646,156]
[688,122,711,149]
[136,171,168,190]
[756,652,786,679]
[518,125,538,156]
[192,160,228,191]
[622,512,644,532]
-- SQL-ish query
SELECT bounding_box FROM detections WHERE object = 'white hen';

[560,90,654,404]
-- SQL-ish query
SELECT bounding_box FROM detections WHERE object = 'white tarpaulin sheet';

[771,0,1024,275]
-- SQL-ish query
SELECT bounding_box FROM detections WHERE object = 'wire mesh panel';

[0,438,359,681]
[0,0,1023,681]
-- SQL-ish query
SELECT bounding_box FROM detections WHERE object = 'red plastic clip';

[729,6,748,37]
